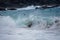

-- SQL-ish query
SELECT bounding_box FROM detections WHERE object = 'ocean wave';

[0,16,60,30]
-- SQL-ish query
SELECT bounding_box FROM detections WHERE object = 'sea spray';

[0,7,60,30]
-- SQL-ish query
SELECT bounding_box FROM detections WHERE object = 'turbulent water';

[0,6,60,40]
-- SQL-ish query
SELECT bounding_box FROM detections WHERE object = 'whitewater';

[0,6,60,40]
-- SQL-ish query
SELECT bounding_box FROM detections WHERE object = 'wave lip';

[17,5,36,10]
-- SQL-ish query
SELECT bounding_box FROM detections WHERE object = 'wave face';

[0,7,60,30]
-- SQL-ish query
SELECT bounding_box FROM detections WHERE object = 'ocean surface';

[0,6,60,40]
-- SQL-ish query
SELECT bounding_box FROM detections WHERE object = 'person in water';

[27,21,32,28]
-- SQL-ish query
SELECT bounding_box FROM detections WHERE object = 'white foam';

[0,15,60,30]
[0,16,60,40]
[0,16,16,30]
[17,5,36,10]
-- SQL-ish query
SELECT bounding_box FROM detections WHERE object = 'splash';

[0,15,60,30]
[0,16,16,30]
[0,7,60,30]
[15,15,60,30]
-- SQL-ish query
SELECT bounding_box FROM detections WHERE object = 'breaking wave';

[0,15,60,30]
[0,7,60,30]
[0,6,60,40]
